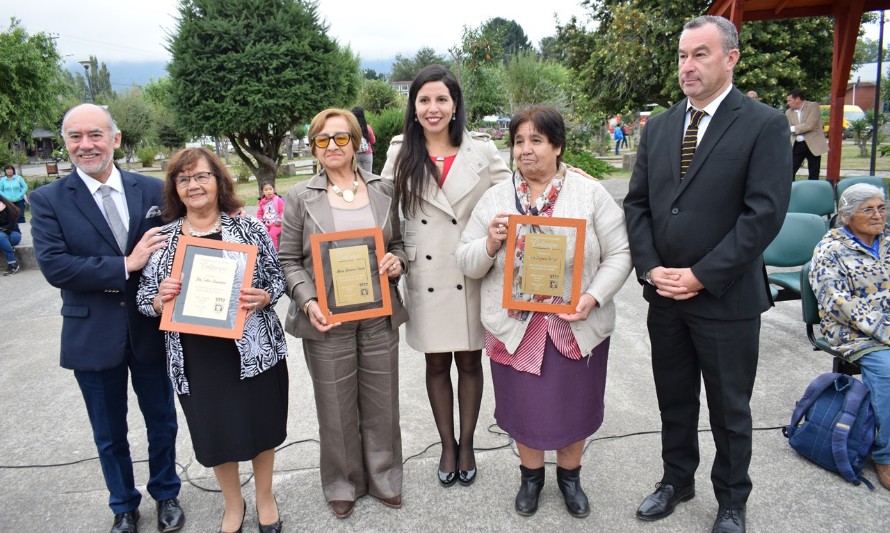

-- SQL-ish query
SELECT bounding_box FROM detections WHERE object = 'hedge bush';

[367,107,406,176]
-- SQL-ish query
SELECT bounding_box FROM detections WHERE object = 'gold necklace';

[330,179,359,202]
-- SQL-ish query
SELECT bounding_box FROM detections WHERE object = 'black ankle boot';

[515,465,545,516]
[556,465,590,518]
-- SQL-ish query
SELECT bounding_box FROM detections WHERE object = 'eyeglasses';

[311,132,351,149]
[856,205,887,217]
[175,172,214,188]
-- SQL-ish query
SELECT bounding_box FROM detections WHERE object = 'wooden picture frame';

[502,214,586,314]
[160,236,258,340]
[310,227,392,323]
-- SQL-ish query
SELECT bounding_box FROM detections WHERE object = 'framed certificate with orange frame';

[310,227,392,323]
[502,214,586,314]
[160,236,258,339]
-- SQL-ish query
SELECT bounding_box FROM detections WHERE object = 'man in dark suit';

[624,16,791,533]
[29,104,185,533]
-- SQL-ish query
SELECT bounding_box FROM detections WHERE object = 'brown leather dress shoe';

[377,495,402,509]
[330,500,355,519]
[876,463,890,490]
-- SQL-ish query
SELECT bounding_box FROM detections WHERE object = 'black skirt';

[178,332,288,467]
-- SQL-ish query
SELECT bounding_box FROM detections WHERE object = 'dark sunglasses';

[312,132,351,149]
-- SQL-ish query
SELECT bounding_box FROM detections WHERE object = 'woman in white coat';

[382,64,511,486]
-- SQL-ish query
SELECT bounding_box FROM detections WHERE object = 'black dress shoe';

[218,500,245,533]
[156,498,185,532]
[556,465,590,518]
[111,509,140,533]
[438,442,458,487]
[458,442,477,486]
[635,482,695,521]
[712,506,746,533]
[258,499,282,533]
[514,465,545,517]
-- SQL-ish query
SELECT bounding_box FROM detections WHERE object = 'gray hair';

[60,103,120,137]
[684,15,739,55]
[837,183,886,226]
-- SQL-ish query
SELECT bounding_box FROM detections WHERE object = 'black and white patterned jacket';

[137,213,287,394]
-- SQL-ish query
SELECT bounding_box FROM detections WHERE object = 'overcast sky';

[5,0,594,67]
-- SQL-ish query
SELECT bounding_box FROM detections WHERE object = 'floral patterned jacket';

[137,213,287,394]
[809,226,890,361]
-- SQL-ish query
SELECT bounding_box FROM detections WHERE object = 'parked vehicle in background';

[820,104,866,139]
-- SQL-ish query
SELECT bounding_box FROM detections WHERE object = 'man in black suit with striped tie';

[624,16,791,533]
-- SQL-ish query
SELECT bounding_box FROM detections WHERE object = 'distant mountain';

[66,58,393,90]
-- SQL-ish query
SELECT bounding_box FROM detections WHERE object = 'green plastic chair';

[800,262,860,375]
[836,176,887,204]
[763,212,827,301]
[788,180,836,219]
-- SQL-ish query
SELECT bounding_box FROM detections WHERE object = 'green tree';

[362,68,386,81]
[144,77,187,153]
[73,55,115,104]
[0,18,72,164]
[482,17,532,62]
[458,23,507,120]
[556,1,834,112]
[854,36,890,66]
[358,79,401,114]
[503,51,568,113]
[167,0,361,188]
[108,88,154,169]
[390,46,448,81]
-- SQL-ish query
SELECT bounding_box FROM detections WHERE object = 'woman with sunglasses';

[381,64,511,487]
[137,147,288,533]
[279,108,408,519]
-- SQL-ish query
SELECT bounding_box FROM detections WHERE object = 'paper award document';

[181,254,237,320]
[329,245,375,306]
[520,232,567,297]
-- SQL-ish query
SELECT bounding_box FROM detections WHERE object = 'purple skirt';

[490,336,609,450]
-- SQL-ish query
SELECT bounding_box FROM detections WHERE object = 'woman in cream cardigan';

[381,64,511,486]
[455,106,631,518]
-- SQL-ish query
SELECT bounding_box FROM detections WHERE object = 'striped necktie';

[680,109,707,180]
[98,185,128,253]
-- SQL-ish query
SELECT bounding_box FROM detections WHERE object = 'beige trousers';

[302,316,402,502]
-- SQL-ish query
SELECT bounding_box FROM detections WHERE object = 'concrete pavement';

[1,178,888,532]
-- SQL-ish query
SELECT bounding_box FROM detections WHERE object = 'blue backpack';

[783,373,876,489]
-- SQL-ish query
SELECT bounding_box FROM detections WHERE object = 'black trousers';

[647,303,760,507]
[792,141,821,181]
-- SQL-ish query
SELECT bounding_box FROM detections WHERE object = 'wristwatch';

[642,269,655,286]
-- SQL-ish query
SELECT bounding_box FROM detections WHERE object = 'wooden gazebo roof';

[707,0,890,182]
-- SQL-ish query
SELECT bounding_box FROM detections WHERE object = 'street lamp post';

[78,60,93,102]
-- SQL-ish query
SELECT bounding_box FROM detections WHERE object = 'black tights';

[425,350,483,471]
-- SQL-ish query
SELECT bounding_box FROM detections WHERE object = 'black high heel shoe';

[438,442,458,487]
[218,499,245,533]
[458,444,477,486]
[257,497,283,533]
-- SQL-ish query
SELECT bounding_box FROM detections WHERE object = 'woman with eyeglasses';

[810,182,890,491]
[278,108,408,519]
[137,147,288,533]
[380,64,511,488]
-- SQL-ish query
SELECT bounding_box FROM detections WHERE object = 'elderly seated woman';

[809,182,890,490]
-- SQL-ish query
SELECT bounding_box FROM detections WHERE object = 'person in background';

[1,165,28,224]
[137,147,288,533]
[257,181,285,250]
[352,106,377,173]
[279,108,407,519]
[614,125,625,155]
[810,183,890,491]
[786,89,828,181]
[0,194,22,275]
[745,90,759,100]
[624,16,791,533]
[29,103,184,533]
[382,64,511,488]
[455,105,631,518]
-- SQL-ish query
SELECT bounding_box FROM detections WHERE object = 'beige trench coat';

[381,130,511,353]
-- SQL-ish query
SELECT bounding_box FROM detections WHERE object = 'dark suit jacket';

[624,87,792,320]
[29,168,166,371]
